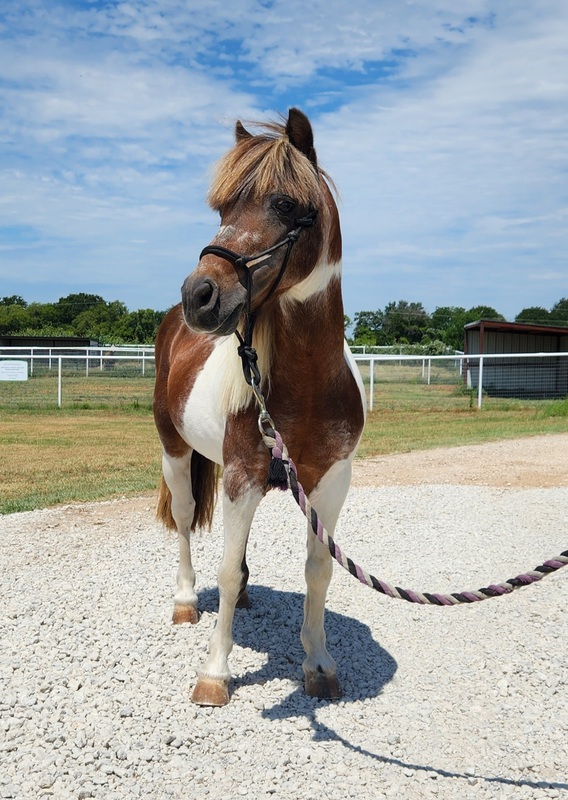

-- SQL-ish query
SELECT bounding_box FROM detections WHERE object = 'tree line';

[347,298,568,352]
[1,293,567,349]
[0,294,166,345]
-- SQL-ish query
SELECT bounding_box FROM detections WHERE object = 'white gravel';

[1,480,567,800]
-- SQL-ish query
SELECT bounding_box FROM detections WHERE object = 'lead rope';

[250,394,568,605]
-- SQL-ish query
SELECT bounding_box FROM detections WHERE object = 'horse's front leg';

[192,485,262,706]
[301,460,353,699]
[161,451,199,625]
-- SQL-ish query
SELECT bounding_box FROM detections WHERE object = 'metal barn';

[0,335,98,349]
[464,320,568,399]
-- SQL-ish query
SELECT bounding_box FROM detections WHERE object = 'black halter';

[198,209,318,387]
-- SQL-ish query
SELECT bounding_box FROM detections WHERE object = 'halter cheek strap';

[198,209,318,387]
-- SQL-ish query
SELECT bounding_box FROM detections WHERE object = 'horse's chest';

[176,350,228,465]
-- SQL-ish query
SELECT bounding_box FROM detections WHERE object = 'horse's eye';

[272,197,296,215]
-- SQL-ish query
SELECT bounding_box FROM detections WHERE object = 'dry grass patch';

[1,381,567,512]
[1,410,161,513]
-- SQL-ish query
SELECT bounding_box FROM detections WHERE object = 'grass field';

[1,373,567,513]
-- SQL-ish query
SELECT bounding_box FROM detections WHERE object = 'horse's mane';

[208,119,335,211]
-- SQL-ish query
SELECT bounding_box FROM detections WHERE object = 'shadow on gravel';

[196,584,568,794]
[197,583,397,704]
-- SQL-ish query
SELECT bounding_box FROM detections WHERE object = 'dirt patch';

[352,432,568,489]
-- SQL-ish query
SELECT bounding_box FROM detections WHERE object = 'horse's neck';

[268,279,346,384]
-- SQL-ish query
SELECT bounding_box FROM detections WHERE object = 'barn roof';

[464,319,568,337]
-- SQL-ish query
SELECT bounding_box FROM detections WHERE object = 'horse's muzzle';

[181,274,245,335]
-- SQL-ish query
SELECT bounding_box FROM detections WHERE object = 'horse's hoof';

[305,671,342,700]
[192,678,230,706]
[172,605,199,625]
[236,589,251,609]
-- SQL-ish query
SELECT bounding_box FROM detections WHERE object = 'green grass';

[1,374,567,513]
[357,380,568,457]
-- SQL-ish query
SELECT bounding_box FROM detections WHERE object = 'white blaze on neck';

[281,258,342,305]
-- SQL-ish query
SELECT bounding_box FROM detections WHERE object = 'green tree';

[55,293,105,325]
[381,300,430,344]
[73,300,128,342]
[429,306,468,350]
[515,306,551,325]
[352,310,384,345]
[465,305,505,323]
[549,298,568,326]
[114,309,166,343]
[0,295,27,307]
[25,302,59,329]
[0,304,29,334]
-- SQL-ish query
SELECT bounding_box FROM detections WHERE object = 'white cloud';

[0,0,567,318]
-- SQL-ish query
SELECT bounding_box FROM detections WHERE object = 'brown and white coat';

[153,108,366,706]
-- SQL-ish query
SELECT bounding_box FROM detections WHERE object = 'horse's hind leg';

[161,451,199,625]
[301,461,353,699]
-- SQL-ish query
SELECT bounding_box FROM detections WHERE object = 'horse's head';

[181,108,341,335]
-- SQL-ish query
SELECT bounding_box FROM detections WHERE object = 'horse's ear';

[286,108,317,168]
[235,120,253,142]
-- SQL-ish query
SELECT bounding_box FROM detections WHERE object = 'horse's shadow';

[195,586,568,793]
[196,583,397,720]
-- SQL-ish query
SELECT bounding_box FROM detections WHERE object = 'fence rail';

[352,352,568,409]
[1,346,567,410]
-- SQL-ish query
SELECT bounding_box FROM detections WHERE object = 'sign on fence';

[0,361,28,381]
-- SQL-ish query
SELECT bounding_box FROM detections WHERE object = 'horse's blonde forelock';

[207,123,326,211]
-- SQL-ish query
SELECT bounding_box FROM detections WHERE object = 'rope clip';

[250,380,276,438]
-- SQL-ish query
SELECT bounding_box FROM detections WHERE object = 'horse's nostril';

[194,279,216,310]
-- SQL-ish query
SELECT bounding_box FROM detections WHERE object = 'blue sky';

[1,0,567,322]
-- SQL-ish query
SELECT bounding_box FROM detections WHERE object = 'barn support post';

[477,356,484,409]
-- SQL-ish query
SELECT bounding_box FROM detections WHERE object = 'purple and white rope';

[262,427,568,606]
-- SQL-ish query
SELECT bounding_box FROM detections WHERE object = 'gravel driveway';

[1,434,567,799]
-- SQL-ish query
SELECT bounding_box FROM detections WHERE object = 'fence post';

[58,357,62,408]
[427,358,431,385]
[477,356,484,409]
[369,357,374,411]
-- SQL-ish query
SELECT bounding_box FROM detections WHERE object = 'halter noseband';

[198,209,318,387]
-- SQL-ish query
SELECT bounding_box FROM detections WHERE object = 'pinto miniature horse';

[153,108,366,706]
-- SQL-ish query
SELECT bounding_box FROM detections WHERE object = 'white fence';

[1,346,567,409]
[0,345,154,376]
[352,351,568,409]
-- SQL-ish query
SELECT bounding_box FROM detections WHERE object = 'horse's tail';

[156,477,176,530]
[190,452,219,531]
[156,452,219,532]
